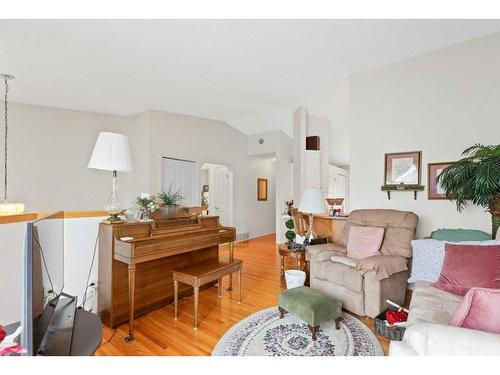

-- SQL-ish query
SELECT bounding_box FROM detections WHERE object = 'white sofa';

[389,282,500,355]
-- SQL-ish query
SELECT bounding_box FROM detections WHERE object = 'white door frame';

[201,162,234,226]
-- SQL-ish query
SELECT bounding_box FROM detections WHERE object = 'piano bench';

[172,258,243,329]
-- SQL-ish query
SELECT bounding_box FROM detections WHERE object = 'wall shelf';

[381,184,425,200]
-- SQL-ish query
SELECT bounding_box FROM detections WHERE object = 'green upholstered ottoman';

[278,286,342,340]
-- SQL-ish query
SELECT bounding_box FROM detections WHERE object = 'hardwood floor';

[96,234,394,356]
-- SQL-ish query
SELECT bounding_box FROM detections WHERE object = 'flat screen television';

[21,211,76,355]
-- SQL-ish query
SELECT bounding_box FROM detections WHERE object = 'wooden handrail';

[0,210,107,224]
[62,210,108,218]
[0,213,38,224]
[0,207,207,225]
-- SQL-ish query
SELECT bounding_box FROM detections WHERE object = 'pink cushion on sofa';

[346,226,385,259]
[434,244,500,296]
[449,288,500,334]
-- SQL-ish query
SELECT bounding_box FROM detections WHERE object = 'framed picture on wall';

[257,178,268,201]
[384,151,422,185]
[428,162,454,199]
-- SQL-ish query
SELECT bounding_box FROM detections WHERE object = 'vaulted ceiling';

[2,19,500,136]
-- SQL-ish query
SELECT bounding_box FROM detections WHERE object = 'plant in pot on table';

[438,143,500,239]
[282,200,296,247]
[136,195,160,221]
[158,189,184,215]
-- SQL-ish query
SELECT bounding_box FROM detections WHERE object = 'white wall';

[63,217,104,311]
[0,104,253,324]
[301,79,351,167]
[0,222,26,325]
[275,133,294,243]
[350,32,500,238]
[0,217,104,326]
[248,130,293,242]
[129,111,152,196]
[307,113,331,194]
[5,103,135,212]
[3,103,251,232]
[292,106,307,204]
[328,80,351,167]
[247,157,276,238]
[144,111,249,234]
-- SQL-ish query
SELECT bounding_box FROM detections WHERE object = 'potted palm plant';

[438,144,500,239]
[158,189,184,215]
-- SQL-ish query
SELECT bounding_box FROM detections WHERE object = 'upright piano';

[98,214,236,340]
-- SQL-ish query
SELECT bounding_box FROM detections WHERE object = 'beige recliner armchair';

[307,209,418,318]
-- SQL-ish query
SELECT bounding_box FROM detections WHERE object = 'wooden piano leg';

[227,241,234,291]
[237,268,242,304]
[125,263,136,342]
[281,254,285,279]
[174,280,179,320]
[193,286,199,330]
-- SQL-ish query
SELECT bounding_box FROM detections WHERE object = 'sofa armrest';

[402,323,500,356]
[306,243,346,262]
[356,255,408,280]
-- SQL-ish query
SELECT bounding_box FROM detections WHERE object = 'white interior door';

[335,174,347,198]
[328,165,349,213]
[214,167,229,225]
[161,157,197,206]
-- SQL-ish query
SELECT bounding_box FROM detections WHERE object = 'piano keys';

[97,213,236,340]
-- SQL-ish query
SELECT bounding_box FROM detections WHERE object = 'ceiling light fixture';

[0,74,25,216]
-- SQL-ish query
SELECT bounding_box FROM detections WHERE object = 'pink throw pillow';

[346,226,384,259]
[434,244,500,296]
[449,288,500,334]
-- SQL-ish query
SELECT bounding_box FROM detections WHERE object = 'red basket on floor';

[374,308,406,341]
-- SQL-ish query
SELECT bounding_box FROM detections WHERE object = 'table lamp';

[88,132,133,223]
[298,187,327,242]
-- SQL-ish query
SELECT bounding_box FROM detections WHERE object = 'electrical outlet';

[86,282,99,312]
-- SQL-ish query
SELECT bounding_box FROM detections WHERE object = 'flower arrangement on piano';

[136,194,161,221]
[136,196,161,213]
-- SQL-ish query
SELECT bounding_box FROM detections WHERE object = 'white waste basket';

[285,270,306,289]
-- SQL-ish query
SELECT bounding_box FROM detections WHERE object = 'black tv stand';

[68,307,102,355]
[37,294,77,355]
[6,307,102,356]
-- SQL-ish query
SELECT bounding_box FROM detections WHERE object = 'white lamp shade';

[298,187,326,214]
[87,132,133,172]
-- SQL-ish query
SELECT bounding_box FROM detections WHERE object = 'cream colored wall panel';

[349,32,500,238]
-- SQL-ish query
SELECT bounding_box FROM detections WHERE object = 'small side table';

[278,244,308,280]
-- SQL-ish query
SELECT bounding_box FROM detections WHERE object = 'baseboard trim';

[244,232,276,242]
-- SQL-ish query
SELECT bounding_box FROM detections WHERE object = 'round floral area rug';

[212,307,383,356]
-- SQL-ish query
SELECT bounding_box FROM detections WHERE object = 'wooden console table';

[173,258,242,329]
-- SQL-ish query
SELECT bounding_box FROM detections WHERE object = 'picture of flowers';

[384,151,422,185]
[428,162,454,199]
